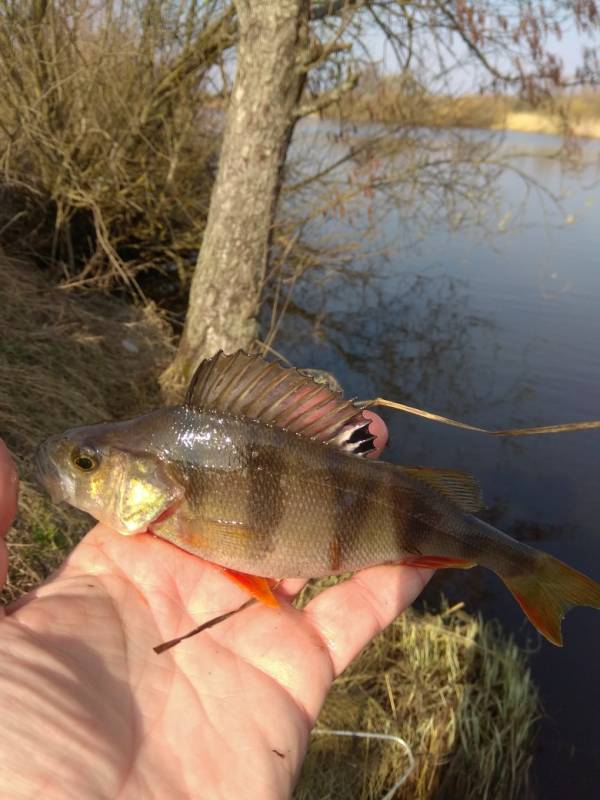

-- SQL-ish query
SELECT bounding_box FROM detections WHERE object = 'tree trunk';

[162,0,308,398]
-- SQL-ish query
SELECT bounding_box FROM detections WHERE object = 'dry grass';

[0,252,173,599]
[500,110,600,138]
[295,593,539,800]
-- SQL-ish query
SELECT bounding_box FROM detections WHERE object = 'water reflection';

[267,270,508,413]
[270,126,600,799]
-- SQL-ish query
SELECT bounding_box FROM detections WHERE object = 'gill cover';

[105,451,182,534]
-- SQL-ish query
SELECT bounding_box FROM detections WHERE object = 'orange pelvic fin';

[503,555,600,646]
[401,555,476,570]
[221,568,280,608]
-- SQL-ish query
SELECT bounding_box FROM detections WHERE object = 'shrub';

[0,0,233,290]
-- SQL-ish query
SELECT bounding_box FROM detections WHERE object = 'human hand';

[362,409,389,457]
[0,439,18,594]
[0,439,430,799]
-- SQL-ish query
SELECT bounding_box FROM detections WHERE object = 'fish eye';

[71,448,99,473]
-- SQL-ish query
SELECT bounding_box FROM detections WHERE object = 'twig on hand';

[154,597,257,654]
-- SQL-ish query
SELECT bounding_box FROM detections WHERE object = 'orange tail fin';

[503,555,600,646]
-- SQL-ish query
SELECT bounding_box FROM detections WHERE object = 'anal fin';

[221,567,280,608]
[401,556,476,570]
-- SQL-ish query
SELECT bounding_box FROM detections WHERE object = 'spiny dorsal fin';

[185,351,374,452]
[401,466,484,513]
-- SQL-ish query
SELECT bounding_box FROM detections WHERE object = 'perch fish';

[35,351,600,646]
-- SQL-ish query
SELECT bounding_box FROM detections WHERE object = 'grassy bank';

[0,252,173,599]
[0,254,539,798]
[499,110,600,138]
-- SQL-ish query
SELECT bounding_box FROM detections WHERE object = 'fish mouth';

[34,436,67,504]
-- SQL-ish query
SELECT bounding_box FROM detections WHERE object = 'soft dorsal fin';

[186,351,374,452]
[400,466,484,513]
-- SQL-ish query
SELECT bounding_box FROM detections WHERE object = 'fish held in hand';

[35,351,600,646]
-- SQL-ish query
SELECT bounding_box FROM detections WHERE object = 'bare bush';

[0,0,233,289]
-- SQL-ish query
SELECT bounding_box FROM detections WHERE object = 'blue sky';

[364,22,598,90]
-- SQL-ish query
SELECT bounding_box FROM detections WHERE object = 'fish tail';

[503,554,600,646]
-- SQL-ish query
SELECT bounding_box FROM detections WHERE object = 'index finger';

[362,410,389,458]
[0,439,18,537]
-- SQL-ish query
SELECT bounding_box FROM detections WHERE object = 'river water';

[274,123,600,798]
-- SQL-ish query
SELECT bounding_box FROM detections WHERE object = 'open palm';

[0,441,430,799]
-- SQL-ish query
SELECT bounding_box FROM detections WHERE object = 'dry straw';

[295,590,538,800]
[368,397,600,437]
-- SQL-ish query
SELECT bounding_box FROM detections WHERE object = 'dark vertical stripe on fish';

[330,463,376,571]
[388,473,422,558]
[328,532,343,572]
[245,443,284,553]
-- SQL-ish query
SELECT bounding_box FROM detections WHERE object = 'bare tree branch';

[434,0,518,85]
[310,0,365,22]
[295,74,359,116]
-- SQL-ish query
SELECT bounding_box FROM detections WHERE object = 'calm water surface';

[275,125,600,798]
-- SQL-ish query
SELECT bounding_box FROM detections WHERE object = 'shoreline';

[325,96,600,141]
[491,111,600,140]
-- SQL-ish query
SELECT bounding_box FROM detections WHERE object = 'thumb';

[0,440,18,535]
[0,440,18,593]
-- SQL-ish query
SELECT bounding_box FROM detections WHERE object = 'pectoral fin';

[221,567,280,608]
